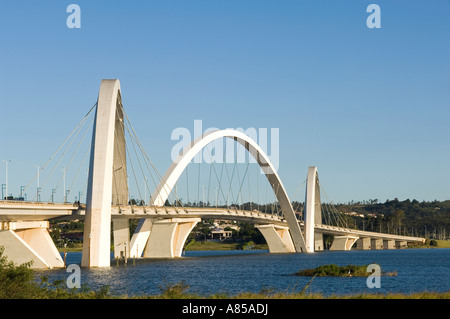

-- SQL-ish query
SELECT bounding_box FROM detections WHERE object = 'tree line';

[334,198,450,239]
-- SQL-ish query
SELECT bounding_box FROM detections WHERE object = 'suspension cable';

[21,102,97,200]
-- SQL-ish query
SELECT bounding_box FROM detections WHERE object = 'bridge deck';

[315,223,425,243]
[0,200,424,243]
[0,200,77,220]
[0,201,287,225]
[110,205,287,225]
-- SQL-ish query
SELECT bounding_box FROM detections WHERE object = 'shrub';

[429,240,438,247]
[0,246,46,298]
[296,264,371,277]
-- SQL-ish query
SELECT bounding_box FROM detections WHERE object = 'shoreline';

[57,240,450,253]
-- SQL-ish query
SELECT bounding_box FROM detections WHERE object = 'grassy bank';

[58,240,450,254]
[58,243,83,253]
[184,239,268,251]
[57,240,268,253]
[436,240,450,248]
[121,281,450,299]
[59,240,450,253]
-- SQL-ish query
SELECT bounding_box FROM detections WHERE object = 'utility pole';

[35,165,40,189]
[175,183,178,205]
[215,187,218,207]
[35,165,41,201]
[62,165,67,202]
[144,176,147,204]
[2,160,11,200]
[202,184,205,207]
[20,186,25,199]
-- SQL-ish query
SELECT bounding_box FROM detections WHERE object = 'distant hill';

[333,199,450,239]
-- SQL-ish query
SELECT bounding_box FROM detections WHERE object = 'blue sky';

[0,0,449,204]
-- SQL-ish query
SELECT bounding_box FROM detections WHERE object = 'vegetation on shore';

[329,198,450,239]
[121,281,450,299]
[435,240,450,248]
[295,264,397,277]
[56,238,449,253]
[183,239,268,251]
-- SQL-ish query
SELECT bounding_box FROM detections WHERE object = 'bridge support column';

[82,79,127,268]
[314,232,324,251]
[396,241,408,249]
[129,219,153,258]
[143,218,200,258]
[255,225,295,253]
[330,235,359,251]
[383,240,396,250]
[371,238,383,250]
[356,237,371,250]
[0,221,64,269]
[305,166,322,253]
[112,218,130,259]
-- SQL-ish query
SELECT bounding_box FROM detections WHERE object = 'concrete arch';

[130,130,307,257]
[81,79,129,267]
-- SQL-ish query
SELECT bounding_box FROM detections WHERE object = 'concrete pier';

[371,238,383,250]
[256,224,295,253]
[356,237,371,250]
[383,240,396,249]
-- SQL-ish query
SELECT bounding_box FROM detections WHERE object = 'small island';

[295,264,397,277]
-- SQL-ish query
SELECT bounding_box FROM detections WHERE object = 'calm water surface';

[34,248,450,297]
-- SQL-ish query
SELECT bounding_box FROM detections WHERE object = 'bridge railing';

[0,200,80,207]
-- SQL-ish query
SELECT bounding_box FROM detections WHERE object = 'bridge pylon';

[304,166,324,252]
[81,79,129,268]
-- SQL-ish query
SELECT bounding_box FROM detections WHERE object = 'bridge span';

[0,199,425,268]
[0,79,425,268]
[0,201,287,224]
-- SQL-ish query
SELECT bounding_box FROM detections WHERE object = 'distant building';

[211,228,233,241]
[60,232,83,242]
[213,219,240,231]
[344,211,365,218]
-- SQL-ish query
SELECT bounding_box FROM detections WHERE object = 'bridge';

[0,79,425,268]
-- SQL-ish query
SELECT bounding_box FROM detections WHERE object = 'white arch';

[131,129,306,256]
[82,79,128,267]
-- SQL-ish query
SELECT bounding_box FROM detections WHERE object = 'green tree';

[429,240,438,247]
[237,222,265,244]
[0,246,42,298]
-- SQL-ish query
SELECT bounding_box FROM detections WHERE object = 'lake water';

[34,248,450,297]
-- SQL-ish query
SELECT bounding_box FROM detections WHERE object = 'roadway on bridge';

[0,200,424,244]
